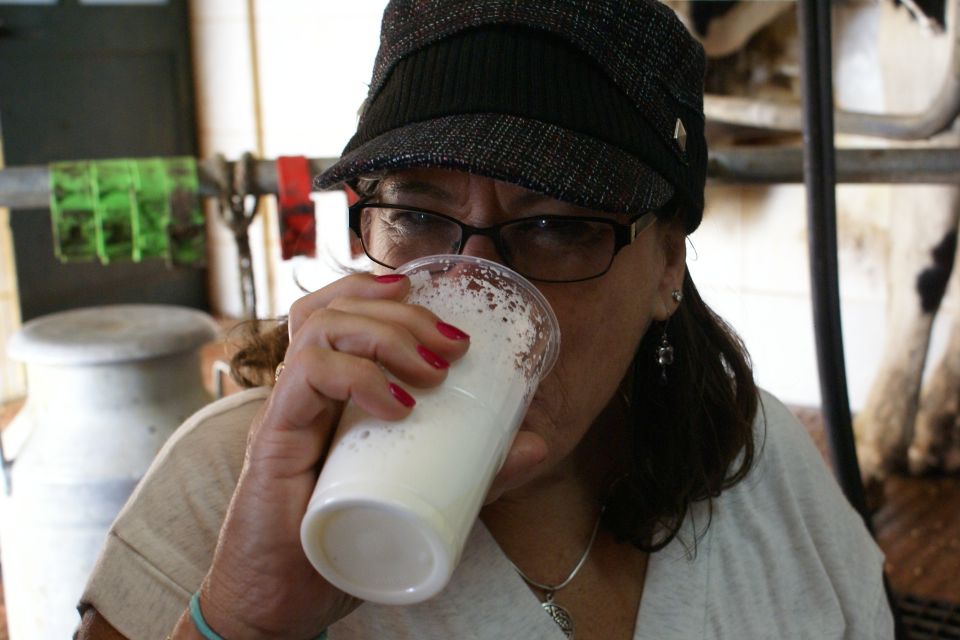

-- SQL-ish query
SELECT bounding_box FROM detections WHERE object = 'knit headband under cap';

[315,0,707,233]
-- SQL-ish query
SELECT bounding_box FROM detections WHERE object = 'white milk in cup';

[300,255,560,605]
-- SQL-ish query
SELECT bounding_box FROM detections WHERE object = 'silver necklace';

[508,507,605,639]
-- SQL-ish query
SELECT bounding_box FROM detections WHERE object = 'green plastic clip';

[91,159,136,264]
[50,161,98,262]
[49,157,205,267]
[162,157,206,267]
[132,158,174,261]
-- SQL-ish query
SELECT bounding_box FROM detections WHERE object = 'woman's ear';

[653,220,687,322]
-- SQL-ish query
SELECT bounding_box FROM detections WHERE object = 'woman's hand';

[173,273,471,639]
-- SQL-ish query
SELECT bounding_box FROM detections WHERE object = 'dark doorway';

[0,0,208,321]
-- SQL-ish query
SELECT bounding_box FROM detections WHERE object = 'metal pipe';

[707,146,960,184]
[698,1,793,58]
[0,157,339,210]
[704,95,804,133]
[704,0,960,140]
[798,0,869,519]
[2,148,959,209]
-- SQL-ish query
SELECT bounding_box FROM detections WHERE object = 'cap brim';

[315,113,675,216]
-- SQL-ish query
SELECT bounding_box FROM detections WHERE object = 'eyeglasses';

[348,199,660,283]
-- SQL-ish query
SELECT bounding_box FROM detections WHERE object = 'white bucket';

[0,304,218,639]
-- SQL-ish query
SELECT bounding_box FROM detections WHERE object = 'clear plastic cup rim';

[395,254,561,381]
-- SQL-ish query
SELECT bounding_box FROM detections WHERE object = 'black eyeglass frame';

[348,198,662,283]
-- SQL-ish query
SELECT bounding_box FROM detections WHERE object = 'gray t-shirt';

[81,388,893,639]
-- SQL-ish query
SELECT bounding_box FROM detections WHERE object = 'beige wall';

[190,0,385,319]
[0,136,25,403]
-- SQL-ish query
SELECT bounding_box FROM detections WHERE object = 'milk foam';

[405,261,549,404]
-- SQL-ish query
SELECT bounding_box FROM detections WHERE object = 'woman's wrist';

[191,584,328,640]
[190,592,228,640]
[193,582,279,640]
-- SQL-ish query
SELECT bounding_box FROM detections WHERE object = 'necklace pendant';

[542,592,575,639]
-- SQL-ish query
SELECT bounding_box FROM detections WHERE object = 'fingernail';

[389,383,416,408]
[374,274,406,283]
[416,345,449,369]
[436,321,470,340]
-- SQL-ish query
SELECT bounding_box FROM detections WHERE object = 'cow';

[667,0,960,494]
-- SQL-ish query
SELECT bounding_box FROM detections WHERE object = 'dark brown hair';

[230,193,758,555]
[229,321,289,389]
[604,266,758,553]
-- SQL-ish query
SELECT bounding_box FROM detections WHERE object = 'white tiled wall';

[689,178,901,408]
[190,0,955,410]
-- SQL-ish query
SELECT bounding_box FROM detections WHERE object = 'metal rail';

[705,0,960,140]
[1,148,958,209]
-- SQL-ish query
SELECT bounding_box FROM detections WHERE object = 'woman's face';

[370,168,687,492]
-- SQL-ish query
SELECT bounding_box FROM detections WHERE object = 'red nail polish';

[417,345,450,369]
[436,321,470,340]
[374,274,406,283]
[389,383,416,408]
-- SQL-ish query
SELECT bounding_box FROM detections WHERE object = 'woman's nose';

[459,234,505,265]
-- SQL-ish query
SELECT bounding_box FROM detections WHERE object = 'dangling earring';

[656,289,681,384]
[656,326,674,384]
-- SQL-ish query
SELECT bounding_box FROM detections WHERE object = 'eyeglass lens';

[358,206,618,282]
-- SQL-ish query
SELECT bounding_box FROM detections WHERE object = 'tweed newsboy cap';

[315,0,707,232]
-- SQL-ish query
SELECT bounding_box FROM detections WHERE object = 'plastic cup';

[300,255,560,605]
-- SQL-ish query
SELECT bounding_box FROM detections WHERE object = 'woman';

[78,0,893,638]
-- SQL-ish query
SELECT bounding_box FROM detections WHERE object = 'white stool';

[1,304,218,640]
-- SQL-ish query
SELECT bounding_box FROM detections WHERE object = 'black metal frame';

[796,0,868,522]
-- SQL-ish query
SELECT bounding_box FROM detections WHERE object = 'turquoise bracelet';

[189,591,327,640]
